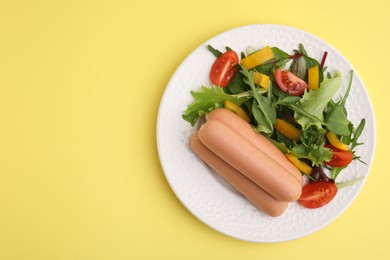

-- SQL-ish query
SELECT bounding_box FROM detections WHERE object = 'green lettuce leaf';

[182,86,249,126]
[325,71,354,136]
[292,125,332,165]
[325,105,352,136]
[295,71,343,130]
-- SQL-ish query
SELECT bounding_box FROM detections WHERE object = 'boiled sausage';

[191,132,288,217]
[198,119,302,202]
[206,108,303,184]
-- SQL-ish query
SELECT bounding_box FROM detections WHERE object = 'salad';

[182,43,366,209]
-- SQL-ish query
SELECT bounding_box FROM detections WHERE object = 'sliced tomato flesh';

[299,181,338,209]
[275,69,308,96]
[210,50,239,88]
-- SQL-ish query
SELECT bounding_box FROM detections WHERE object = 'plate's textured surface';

[157,24,375,242]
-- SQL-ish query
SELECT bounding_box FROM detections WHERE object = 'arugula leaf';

[273,95,301,106]
[182,86,249,126]
[350,118,366,150]
[336,176,364,189]
[240,66,276,134]
[207,45,222,57]
[252,97,277,134]
[206,45,234,58]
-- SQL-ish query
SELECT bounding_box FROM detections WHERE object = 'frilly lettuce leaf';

[182,86,248,126]
[295,71,342,130]
[292,126,332,166]
[325,71,354,136]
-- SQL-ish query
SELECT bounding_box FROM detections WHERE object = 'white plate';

[156,24,376,242]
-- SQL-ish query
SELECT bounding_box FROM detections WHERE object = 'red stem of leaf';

[288,53,304,59]
[320,51,328,68]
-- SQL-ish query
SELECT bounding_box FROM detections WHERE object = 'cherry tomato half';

[324,144,353,167]
[210,50,239,88]
[299,181,338,209]
[274,69,308,96]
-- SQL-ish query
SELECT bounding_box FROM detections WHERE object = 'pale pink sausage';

[198,119,302,202]
[191,132,288,217]
[206,108,303,184]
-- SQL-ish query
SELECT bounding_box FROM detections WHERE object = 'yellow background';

[0,0,388,259]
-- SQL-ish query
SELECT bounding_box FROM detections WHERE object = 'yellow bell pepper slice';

[274,119,301,141]
[253,72,270,89]
[240,46,274,70]
[326,131,349,151]
[308,65,319,90]
[286,153,313,175]
[223,100,250,122]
